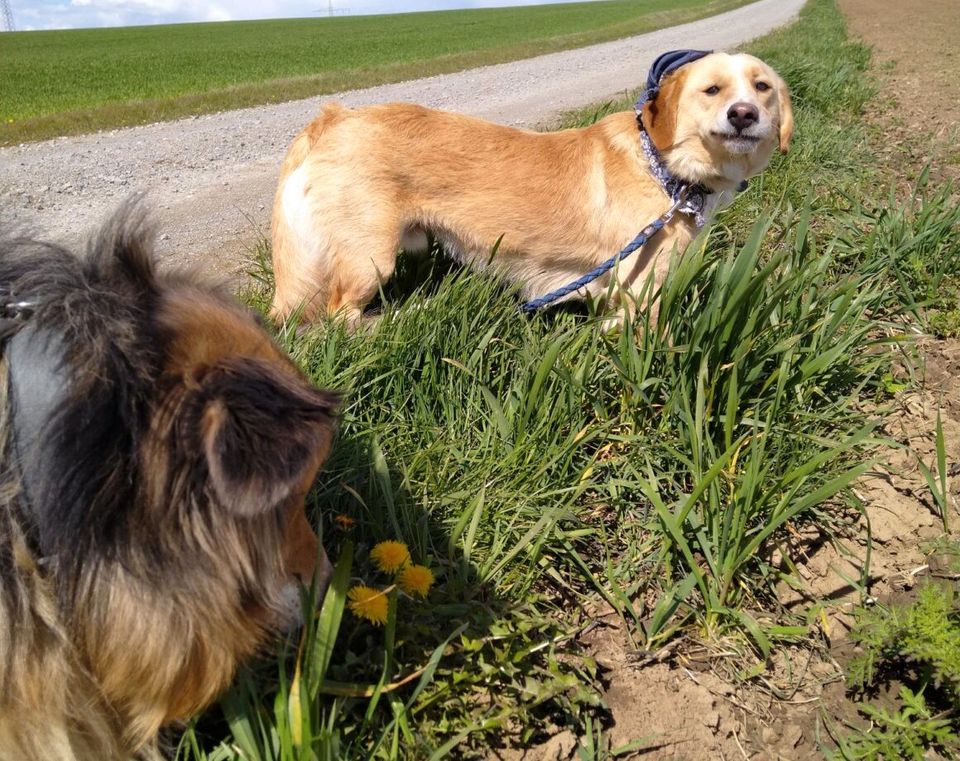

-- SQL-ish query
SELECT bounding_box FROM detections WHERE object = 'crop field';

[172,0,960,758]
[0,0,751,144]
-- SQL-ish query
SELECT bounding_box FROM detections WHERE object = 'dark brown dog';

[0,203,339,760]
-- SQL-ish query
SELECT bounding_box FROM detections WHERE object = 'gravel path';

[0,0,803,277]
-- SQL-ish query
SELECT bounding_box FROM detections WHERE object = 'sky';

[11,0,602,31]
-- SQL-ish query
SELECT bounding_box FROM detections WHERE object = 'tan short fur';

[271,52,793,326]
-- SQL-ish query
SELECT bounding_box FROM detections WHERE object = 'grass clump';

[600,211,888,645]
[832,173,960,334]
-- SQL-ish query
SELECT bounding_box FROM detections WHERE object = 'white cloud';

[205,4,231,21]
[16,0,603,30]
[67,0,190,13]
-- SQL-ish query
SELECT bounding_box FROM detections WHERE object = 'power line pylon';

[0,0,15,32]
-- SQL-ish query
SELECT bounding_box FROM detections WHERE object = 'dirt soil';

[842,0,960,188]
[509,2,960,758]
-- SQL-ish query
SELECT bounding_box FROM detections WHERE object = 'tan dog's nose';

[727,102,759,132]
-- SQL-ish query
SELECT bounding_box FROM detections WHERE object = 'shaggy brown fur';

[0,203,339,760]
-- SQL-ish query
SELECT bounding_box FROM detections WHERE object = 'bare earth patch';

[583,621,745,759]
[839,0,960,188]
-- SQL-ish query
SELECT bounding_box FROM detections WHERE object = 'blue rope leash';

[519,193,687,314]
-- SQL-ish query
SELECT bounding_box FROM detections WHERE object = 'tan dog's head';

[641,52,793,192]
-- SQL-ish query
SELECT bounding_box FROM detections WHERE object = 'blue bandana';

[635,49,712,111]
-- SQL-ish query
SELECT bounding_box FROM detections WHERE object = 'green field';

[0,0,751,144]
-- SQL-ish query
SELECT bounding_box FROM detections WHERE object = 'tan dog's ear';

[776,75,794,153]
[641,69,687,152]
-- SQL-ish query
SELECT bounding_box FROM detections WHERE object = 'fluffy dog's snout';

[727,102,759,132]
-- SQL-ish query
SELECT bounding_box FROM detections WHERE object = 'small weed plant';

[828,685,958,761]
[827,579,960,760]
[848,583,960,700]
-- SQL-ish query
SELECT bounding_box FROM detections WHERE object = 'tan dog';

[271,51,793,326]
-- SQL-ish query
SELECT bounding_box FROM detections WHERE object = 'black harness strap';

[2,291,69,558]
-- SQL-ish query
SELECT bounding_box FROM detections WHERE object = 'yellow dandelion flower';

[347,585,389,625]
[370,540,410,573]
[398,564,435,599]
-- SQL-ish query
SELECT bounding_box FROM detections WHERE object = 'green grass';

[0,0,751,145]
[171,0,960,757]
[795,161,960,339]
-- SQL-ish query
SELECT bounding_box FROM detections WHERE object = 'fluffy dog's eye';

[755,81,770,92]
[704,85,720,95]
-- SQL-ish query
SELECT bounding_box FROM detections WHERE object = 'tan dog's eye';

[755,81,770,92]
[704,85,720,95]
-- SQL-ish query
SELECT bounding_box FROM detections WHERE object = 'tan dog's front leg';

[600,236,678,332]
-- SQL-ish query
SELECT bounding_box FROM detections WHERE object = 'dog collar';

[637,127,710,228]
[634,49,715,228]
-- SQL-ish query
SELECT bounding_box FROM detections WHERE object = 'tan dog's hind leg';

[271,153,328,323]
[271,171,401,327]
[324,229,401,328]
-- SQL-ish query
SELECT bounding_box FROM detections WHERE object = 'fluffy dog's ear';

[200,358,339,517]
[776,75,794,153]
[641,69,687,152]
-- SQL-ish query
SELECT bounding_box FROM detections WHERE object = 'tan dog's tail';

[270,104,346,322]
